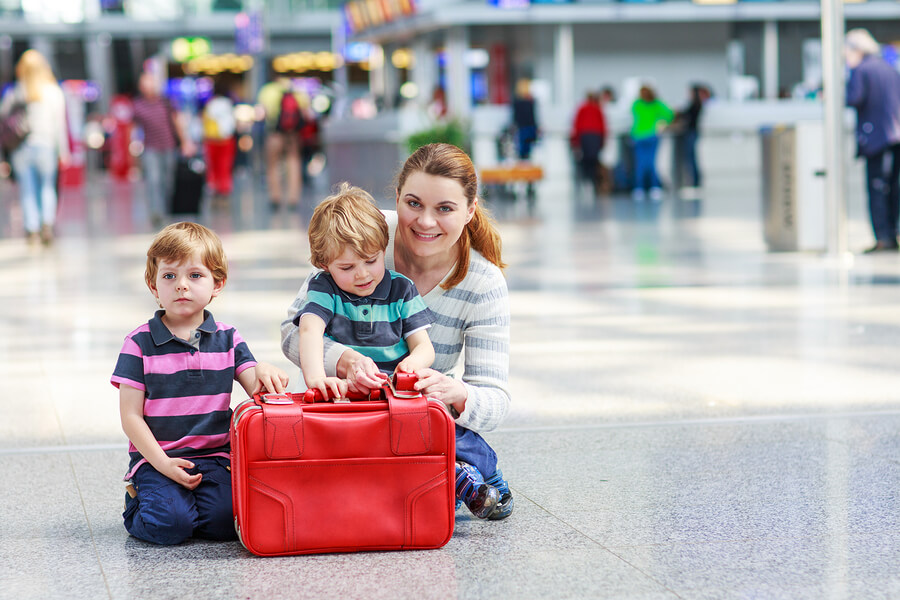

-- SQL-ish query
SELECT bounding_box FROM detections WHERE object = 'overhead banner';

[344,0,417,34]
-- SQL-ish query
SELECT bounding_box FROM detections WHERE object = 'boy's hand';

[253,362,290,395]
[345,356,383,394]
[307,376,348,400]
[160,457,202,490]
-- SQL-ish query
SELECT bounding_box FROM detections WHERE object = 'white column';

[369,44,386,100]
[821,0,848,257]
[445,26,471,118]
[553,23,574,114]
[763,20,779,100]
[411,38,435,110]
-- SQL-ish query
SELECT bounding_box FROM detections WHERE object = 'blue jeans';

[455,425,498,478]
[11,143,58,233]
[123,456,236,545]
[865,143,900,243]
[632,136,660,191]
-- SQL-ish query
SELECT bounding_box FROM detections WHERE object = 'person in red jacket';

[571,91,607,196]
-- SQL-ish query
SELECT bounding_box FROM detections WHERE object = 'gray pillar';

[821,0,848,257]
[763,20,779,100]
[445,26,470,118]
[84,33,113,113]
[553,24,574,114]
[383,45,399,111]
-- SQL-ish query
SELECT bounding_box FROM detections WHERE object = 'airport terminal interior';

[2,1,900,598]
[3,138,900,598]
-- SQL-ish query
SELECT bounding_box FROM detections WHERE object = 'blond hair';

[396,143,505,290]
[308,182,389,269]
[16,50,58,103]
[145,222,228,288]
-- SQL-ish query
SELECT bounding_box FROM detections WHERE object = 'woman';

[674,84,707,198]
[281,143,514,520]
[630,84,673,202]
[571,90,607,196]
[0,50,69,245]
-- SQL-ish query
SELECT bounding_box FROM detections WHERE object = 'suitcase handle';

[260,372,432,458]
[302,372,419,403]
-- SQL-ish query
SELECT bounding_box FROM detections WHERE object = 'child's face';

[149,251,224,321]
[325,247,385,297]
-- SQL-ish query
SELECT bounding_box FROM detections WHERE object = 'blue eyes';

[161,273,203,279]
[406,199,453,213]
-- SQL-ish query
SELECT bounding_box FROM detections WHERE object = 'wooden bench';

[480,163,544,185]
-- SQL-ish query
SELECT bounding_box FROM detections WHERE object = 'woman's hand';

[413,368,467,414]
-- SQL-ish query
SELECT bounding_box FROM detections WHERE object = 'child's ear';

[211,278,226,298]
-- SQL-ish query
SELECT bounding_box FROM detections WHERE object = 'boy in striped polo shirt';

[112,222,288,545]
[294,183,501,519]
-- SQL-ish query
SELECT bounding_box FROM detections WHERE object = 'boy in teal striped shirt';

[294,182,435,400]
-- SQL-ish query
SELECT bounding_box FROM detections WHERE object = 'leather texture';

[231,378,455,556]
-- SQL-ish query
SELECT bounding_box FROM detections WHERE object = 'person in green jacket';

[630,85,674,202]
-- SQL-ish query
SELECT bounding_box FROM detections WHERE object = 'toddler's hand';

[307,376,348,400]
[346,356,383,394]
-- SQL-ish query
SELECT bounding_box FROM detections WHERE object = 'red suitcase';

[230,374,456,556]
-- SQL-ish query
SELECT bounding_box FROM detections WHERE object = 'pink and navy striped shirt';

[111,310,256,480]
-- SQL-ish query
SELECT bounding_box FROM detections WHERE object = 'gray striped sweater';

[280,210,511,433]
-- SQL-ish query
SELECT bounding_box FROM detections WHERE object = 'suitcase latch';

[261,393,293,405]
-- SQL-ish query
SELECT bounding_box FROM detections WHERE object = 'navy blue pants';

[865,143,900,244]
[455,425,498,478]
[123,456,236,545]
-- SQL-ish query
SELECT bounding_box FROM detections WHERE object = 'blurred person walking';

[0,49,70,245]
[132,71,195,227]
[257,77,308,211]
[844,28,900,253]
[630,84,673,202]
[202,80,237,204]
[570,90,607,197]
[512,78,538,161]
[672,84,708,200]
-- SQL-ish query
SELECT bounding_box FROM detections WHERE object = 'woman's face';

[396,171,476,261]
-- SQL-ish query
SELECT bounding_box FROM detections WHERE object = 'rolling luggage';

[230,374,456,556]
[170,156,205,215]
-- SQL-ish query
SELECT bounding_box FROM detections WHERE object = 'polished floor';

[2,157,900,600]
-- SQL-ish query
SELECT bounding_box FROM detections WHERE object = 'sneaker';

[483,468,515,520]
[455,462,500,519]
[649,187,663,202]
[631,188,646,203]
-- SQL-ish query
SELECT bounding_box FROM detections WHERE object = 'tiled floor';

[2,158,900,599]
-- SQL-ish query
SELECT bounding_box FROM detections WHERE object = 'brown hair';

[397,143,505,290]
[145,222,228,288]
[308,182,389,269]
[639,85,656,103]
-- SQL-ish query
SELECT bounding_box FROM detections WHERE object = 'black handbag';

[0,101,29,152]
